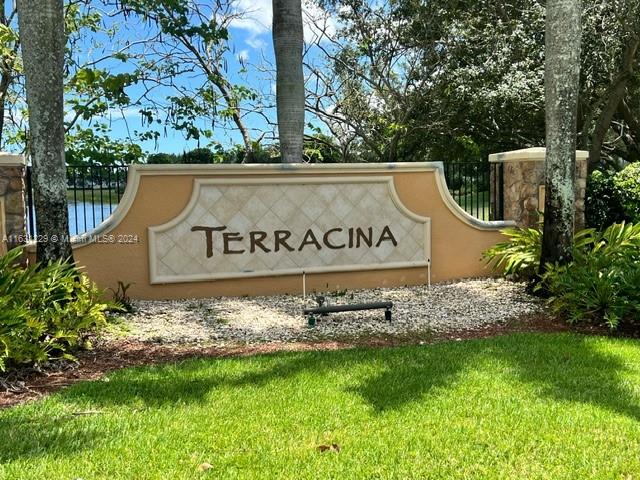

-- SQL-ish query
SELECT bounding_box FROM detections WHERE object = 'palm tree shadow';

[3,333,639,466]
[353,333,640,421]
[58,333,640,423]
[0,411,103,464]
[492,333,640,421]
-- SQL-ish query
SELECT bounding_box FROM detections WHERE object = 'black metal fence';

[24,161,503,238]
[443,162,504,221]
[26,165,129,238]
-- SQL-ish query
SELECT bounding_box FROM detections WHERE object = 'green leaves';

[65,125,144,165]
[482,226,542,278]
[586,164,640,230]
[118,0,228,44]
[484,222,640,329]
[541,222,640,329]
[615,163,640,222]
[0,247,116,371]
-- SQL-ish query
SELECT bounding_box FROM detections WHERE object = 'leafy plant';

[0,247,116,371]
[484,222,640,330]
[586,164,640,230]
[482,226,542,278]
[585,170,627,230]
[615,162,640,222]
[540,222,640,329]
[110,281,134,313]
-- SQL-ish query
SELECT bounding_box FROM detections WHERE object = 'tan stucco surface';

[34,163,509,299]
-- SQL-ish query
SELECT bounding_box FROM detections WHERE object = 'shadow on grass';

[1,333,639,464]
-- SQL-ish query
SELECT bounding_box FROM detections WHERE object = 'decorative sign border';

[148,176,431,284]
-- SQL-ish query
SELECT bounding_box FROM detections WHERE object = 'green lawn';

[2,333,640,479]
[451,190,491,220]
[66,188,123,203]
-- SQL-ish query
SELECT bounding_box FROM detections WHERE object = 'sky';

[0,0,338,156]
[83,0,337,156]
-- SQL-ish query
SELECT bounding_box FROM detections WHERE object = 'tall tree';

[17,0,72,262]
[539,0,582,268]
[273,0,304,163]
[112,0,261,162]
[0,2,20,148]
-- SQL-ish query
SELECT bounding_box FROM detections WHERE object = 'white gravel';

[114,279,543,345]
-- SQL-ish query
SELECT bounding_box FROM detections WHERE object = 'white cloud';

[106,106,143,119]
[302,2,337,43]
[246,36,267,50]
[238,49,250,63]
[229,0,271,36]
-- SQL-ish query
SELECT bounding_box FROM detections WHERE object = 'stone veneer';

[489,147,589,230]
[0,153,27,251]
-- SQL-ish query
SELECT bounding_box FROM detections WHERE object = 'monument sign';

[149,176,431,283]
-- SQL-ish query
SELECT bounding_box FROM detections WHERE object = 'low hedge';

[586,162,640,230]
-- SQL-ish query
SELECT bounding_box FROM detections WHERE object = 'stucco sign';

[148,176,431,283]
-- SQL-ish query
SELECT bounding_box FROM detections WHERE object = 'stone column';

[489,147,588,230]
[0,153,27,252]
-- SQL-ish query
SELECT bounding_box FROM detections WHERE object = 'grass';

[450,190,491,220]
[66,188,123,203]
[2,333,640,479]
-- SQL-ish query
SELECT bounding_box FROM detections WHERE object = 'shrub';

[483,222,640,330]
[586,163,640,230]
[541,223,640,329]
[614,162,640,222]
[585,170,627,230]
[0,248,114,371]
[482,226,541,279]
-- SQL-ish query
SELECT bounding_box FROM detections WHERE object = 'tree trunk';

[272,0,304,164]
[619,98,640,159]
[540,0,582,269]
[588,36,640,170]
[17,0,73,263]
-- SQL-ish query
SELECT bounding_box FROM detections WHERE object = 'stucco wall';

[27,163,511,299]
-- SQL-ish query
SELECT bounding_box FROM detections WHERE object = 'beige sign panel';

[148,177,431,283]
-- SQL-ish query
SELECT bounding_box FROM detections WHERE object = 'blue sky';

[1,0,337,155]
[82,0,336,155]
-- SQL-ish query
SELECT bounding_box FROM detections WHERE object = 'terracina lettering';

[190,225,398,258]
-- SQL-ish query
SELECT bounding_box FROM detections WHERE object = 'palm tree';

[272,0,304,163]
[540,0,582,269]
[17,0,72,262]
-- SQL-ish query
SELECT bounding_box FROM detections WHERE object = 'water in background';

[68,202,117,235]
[29,202,117,237]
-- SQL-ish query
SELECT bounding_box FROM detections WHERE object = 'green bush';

[0,248,114,371]
[541,223,640,329]
[615,162,640,222]
[585,170,627,230]
[586,163,640,230]
[482,226,541,279]
[483,222,640,330]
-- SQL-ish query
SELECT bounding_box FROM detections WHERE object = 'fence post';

[0,153,27,253]
[488,147,588,229]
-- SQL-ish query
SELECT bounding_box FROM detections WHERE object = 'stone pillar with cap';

[489,147,589,230]
[0,153,27,253]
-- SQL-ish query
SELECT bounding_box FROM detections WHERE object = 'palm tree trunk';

[17,0,72,263]
[539,0,582,269]
[272,0,304,164]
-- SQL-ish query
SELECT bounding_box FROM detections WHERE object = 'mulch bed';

[0,315,603,409]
